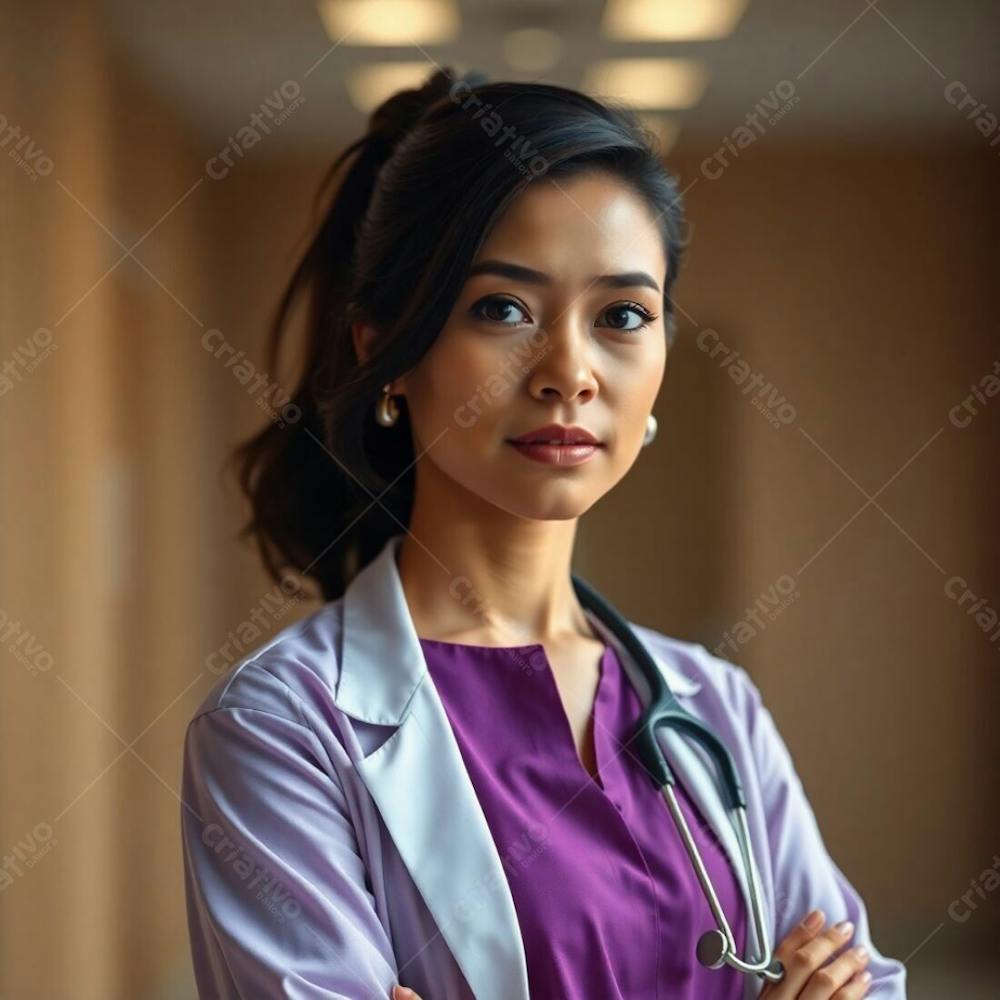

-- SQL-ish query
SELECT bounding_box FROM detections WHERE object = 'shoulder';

[625,620,766,727]
[625,620,793,793]
[187,597,345,730]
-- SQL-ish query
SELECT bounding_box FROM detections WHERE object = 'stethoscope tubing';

[571,574,785,984]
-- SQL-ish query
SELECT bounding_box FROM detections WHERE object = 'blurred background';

[2,0,998,996]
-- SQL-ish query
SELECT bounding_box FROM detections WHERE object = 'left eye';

[472,296,531,325]
[598,302,657,331]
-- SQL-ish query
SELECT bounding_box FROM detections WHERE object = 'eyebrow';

[467,258,662,295]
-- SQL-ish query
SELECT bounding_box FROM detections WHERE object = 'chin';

[492,487,604,523]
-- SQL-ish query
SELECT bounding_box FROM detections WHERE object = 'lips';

[506,424,602,446]
[505,424,604,468]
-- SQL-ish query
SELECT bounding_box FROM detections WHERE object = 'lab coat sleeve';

[181,701,398,1000]
[732,667,908,999]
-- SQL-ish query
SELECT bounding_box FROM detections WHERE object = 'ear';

[351,320,378,367]
[351,322,409,397]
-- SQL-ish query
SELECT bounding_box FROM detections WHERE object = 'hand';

[392,986,423,1000]
[758,909,872,999]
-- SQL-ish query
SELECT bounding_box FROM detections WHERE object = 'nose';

[526,321,599,404]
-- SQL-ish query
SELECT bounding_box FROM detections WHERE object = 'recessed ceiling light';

[318,0,460,46]
[582,58,708,110]
[601,0,749,41]
[345,62,442,113]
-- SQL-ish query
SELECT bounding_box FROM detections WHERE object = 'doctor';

[181,67,907,999]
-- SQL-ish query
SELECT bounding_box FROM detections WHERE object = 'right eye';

[470,295,531,327]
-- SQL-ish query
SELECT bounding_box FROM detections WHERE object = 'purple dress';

[418,635,747,1000]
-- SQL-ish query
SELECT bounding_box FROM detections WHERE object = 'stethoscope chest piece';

[696,929,728,969]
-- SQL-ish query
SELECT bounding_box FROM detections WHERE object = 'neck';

[395,513,593,647]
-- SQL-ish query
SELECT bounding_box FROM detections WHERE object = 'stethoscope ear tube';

[571,574,746,809]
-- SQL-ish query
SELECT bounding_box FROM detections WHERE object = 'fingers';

[832,969,873,999]
[758,909,827,998]
[780,918,857,995]
[392,986,423,1000]
[799,940,871,1000]
[760,909,874,1000]
[776,907,827,956]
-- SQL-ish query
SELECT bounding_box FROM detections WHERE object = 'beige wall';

[1,2,214,993]
[2,4,997,995]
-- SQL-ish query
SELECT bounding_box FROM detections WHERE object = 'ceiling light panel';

[318,0,460,46]
[582,58,709,110]
[601,0,749,41]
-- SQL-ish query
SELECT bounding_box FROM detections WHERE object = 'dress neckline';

[418,635,615,662]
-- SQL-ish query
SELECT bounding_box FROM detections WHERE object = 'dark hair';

[231,66,688,602]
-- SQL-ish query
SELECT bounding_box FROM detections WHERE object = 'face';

[361,169,670,523]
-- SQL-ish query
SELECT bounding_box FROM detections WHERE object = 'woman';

[181,67,907,999]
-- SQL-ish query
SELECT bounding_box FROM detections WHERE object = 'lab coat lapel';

[355,683,531,1000]
[337,534,531,1000]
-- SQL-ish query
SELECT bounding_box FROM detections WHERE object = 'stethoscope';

[571,574,786,986]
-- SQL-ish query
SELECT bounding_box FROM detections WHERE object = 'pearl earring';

[642,414,658,446]
[375,383,400,427]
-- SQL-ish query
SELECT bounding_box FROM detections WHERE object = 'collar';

[336,532,701,725]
